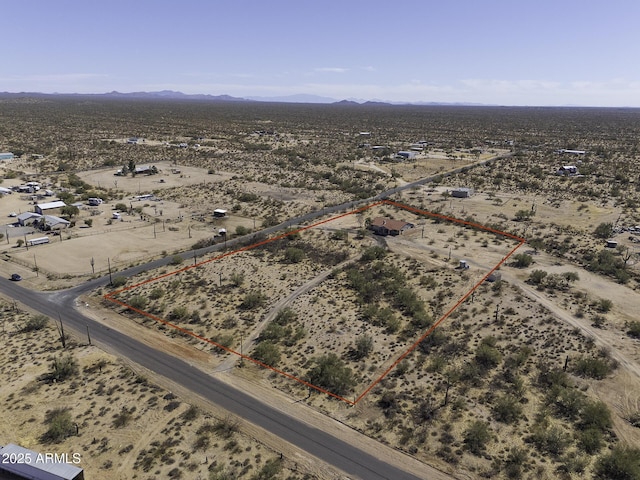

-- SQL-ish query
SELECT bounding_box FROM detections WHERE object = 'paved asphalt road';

[2,278,425,480]
[1,157,513,479]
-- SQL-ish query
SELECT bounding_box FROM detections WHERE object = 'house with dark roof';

[369,217,414,236]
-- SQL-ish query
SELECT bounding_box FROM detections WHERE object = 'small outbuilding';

[451,187,474,198]
[396,151,417,160]
[606,239,618,248]
[213,209,227,218]
[0,152,14,161]
[35,200,66,216]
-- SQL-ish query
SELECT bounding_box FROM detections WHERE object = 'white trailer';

[28,237,50,246]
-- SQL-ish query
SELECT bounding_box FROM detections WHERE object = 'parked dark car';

[10,273,22,281]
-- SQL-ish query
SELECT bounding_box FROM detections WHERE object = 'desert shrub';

[492,394,522,424]
[283,247,305,263]
[229,271,245,287]
[180,405,199,422]
[111,276,127,287]
[503,447,528,479]
[464,420,491,455]
[149,287,164,299]
[48,355,79,382]
[576,428,604,454]
[235,225,250,236]
[250,457,282,480]
[475,337,502,370]
[528,269,548,285]
[573,355,614,379]
[593,222,614,239]
[170,254,184,265]
[627,320,640,338]
[252,342,281,367]
[596,298,614,313]
[413,397,440,424]
[307,353,353,396]
[128,295,148,310]
[377,391,400,419]
[352,334,374,359]
[41,408,75,443]
[579,400,612,432]
[22,314,49,332]
[212,417,239,439]
[512,253,533,268]
[594,445,640,480]
[418,328,448,354]
[113,406,135,428]
[239,291,267,310]
[360,246,386,262]
[170,306,189,320]
[530,425,571,456]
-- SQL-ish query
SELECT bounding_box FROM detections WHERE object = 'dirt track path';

[213,254,360,372]
[387,237,640,381]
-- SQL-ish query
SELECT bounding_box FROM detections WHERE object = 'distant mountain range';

[0,90,489,106]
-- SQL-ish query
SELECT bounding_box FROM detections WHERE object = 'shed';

[0,152,14,161]
[606,239,618,248]
[43,215,71,230]
[397,151,417,160]
[35,201,66,215]
[451,188,474,198]
[17,212,43,226]
[213,209,227,218]
[0,443,84,480]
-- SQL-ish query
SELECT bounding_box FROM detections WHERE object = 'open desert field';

[2,98,640,479]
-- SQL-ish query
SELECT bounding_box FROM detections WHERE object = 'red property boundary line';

[105,200,525,405]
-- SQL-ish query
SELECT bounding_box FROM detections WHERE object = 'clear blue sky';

[2,0,640,106]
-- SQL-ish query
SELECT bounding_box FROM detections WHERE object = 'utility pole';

[86,325,92,345]
[90,257,95,274]
[34,254,38,276]
[107,258,113,286]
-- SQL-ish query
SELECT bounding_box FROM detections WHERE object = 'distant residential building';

[213,209,227,218]
[556,165,578,176]
[396,151,417,160]
[0,152,15,161]
[35,200,67,215]
[369,217,414,236]
[557,149,586,155]
[451,187,474,198]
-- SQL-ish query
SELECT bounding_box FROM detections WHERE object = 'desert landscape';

[1,97,640,479]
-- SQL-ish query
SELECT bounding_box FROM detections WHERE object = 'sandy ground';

[2,153,640,479]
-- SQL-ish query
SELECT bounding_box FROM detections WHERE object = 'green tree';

[61,205,80,217]
[528,269,548,285]
[353,334,374,359]
[49,355,79,382]
[22,314,48,332]
[252,342,281,367]
[464,420,491,455]
[307,353,353,396]
[594,222,614,239]
[594,446,640,480]
[512,253,533,268]
[283,247,305,263]
[41,408,75,443]
[492,394,522,424]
